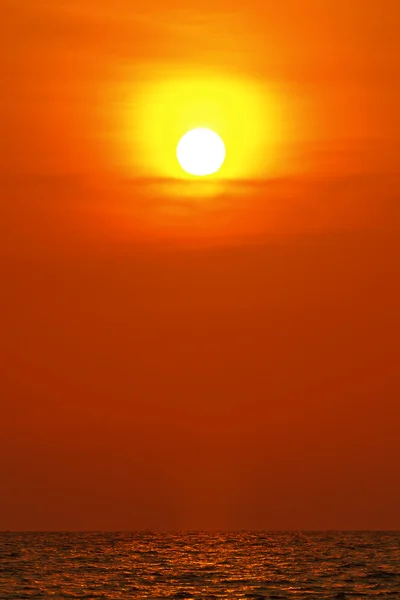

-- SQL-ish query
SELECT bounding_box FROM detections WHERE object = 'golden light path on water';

[2,532,400,598]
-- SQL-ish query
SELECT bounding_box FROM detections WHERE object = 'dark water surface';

[1,532,399,599]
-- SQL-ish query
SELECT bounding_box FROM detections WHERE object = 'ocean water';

[0,531,399,599]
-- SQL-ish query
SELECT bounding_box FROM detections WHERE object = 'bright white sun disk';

[176,128,226,176]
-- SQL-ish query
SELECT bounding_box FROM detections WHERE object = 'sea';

[0,531,399,599]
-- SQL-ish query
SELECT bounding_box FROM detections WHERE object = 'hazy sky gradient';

[1,0,399,530]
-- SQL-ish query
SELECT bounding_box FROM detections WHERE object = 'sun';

[176,128,226,176]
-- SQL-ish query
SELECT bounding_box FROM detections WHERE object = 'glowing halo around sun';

[176,128,226,176]
[112,66,297,188]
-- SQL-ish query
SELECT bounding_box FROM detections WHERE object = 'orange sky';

[1,0,400,530]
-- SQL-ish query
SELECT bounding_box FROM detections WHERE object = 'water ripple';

[0,532,399,599]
